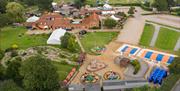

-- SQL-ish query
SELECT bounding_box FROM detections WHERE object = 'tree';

[0,14,13,27]
[37,0,53,11]
[0,49,4,60]
[23,0,36,6]
[74,0,86,9]
[152,0,168,11]
[67,36,78,52]
[5,57,23,85]
[128,6,135,16]
[104,18,117,29]
[6,2,25,22]
[0,0,7,13]
[0,65,5,80]
[61,32,71,48]
[0,80,24,91]
[169,57,180,74]
[20,55,59,91]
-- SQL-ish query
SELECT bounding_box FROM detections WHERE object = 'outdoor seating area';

[137,49,176,65]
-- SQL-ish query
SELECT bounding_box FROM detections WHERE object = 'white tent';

[26,16,39,22]
[110,15,120,21]
[103,4,112,10]
[47,28,66,45]
[102,11,115,15]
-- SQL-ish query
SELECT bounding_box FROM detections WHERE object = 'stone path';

[150,25,160,47]
[174,37,180,51]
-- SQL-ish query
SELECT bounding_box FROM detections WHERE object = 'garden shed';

[47,28,66,45]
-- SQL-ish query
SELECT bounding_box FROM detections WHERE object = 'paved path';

[174,37,180,51]
[150,25,160,47]
[75,34,85,52]
[172,79,180,91]
[143,14,180,29]
[117,8,145,45]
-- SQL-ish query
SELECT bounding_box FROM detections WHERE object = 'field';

[155,28,180,50]
[139,23,155,46]
[51,61,74,81]
[80,32,118,53]
[0,27,49,50]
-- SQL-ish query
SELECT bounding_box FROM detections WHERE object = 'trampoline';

[156,54,164,62]
[144,52,153,59]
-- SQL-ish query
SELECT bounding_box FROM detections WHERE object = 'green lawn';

[51,61,74,81]
[139,23,155,46]
[155,28,180,50]
[160,74,180,91]
[0,27,49,50]
[80,32,118,53]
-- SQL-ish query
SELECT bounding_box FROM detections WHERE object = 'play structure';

[91,46,106,55]
[138,49,176,65]
[148,67,167,85]
[80,72,100,84]
[104,71,120,80]
[87,60,107,72]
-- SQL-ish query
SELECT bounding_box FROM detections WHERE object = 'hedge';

[140,4,153,11]
[130,60,141,74]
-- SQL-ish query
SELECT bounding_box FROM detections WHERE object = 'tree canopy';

[20,55,59,91]
[0,80,24,91]
[6,2,25,22]
[152,0,168,11]
[169,57,180,74]
[104,18,117,29]
[0,0,8,13]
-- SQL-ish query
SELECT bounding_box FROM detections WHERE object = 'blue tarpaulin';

[167,56,174,64]
[121,46,128,52]
[145,51,153,59]
[130,48,137,54]
[156,54,164,61]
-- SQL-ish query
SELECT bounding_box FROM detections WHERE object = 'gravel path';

[150,25,160,47]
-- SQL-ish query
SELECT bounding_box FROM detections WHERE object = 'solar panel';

[156,54,164,61]
[145,51,153,59]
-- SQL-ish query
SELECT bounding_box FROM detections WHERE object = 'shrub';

[0,49,4,60]
[60,60,68,65]
[128,6,135,16]
[104,18,117,29]
[130,60,141,74]
[141,4,153,11]
[11,50,18,57]
[12,44,18,49]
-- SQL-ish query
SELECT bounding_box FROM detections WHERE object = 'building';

[27,12,100,30]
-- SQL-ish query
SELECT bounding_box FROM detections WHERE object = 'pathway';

[172,79,180,91]
[150,25,160,47]
[75,34,85,52]
[143,14,180,29]
[117,8,145,45]
[174,37,180,51]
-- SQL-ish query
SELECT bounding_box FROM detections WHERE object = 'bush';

[0,49,4,60]
[141,4,153,11]
[60,60,68,65]
[130,60,141,74]
[11,50,18,57]
[128,6,135,16]
[104,18,117,29]
[12,44,18,49]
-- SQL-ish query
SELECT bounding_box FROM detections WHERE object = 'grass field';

[160,74,180,91]
[139,23,155,46]
[0,27,49,50]
[51,61,74,81]
[80,32,118,53]
[155,28,180,50]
